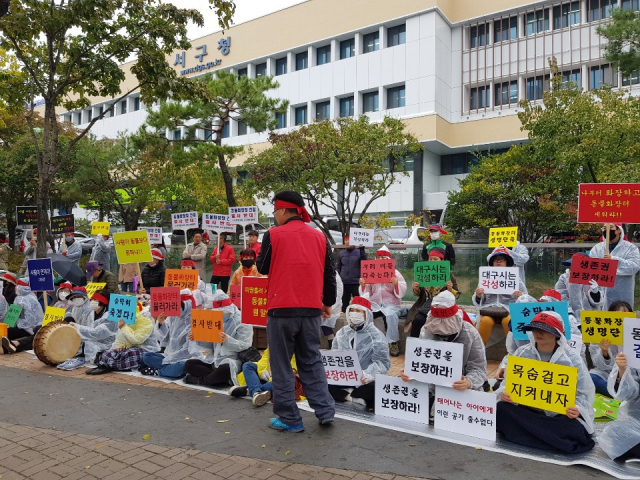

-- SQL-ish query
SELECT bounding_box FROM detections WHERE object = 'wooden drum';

[33,321,81,366]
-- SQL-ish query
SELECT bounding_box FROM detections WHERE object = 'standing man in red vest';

[257,190,337,432]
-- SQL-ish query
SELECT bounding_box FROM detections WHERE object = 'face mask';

[71,298,85,306]
[65,236,73,243]
[58,291,69,301]
[430,232,440,240]
[149,262,158,268]
[223,312,232,323]
[348,311,366,330]
[90,300,100,311]
[241,259,255,269]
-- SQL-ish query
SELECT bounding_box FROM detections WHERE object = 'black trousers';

[410,313,427,338]
[328,382,376,408]
[210,275,230,293]
[341,284,361,312]
[184,359,231,386]
[7,326,40,352]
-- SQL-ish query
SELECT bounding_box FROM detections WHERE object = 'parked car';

[15,229,56,254]
[162,232,172,246]
[375,226,429,247]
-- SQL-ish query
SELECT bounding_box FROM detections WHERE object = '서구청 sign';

[577,183,640,223]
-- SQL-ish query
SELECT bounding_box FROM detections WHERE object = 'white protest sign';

[138,227,162,243]
[434,386,497,441]
[229,206,258,224]
[202,213,236,233]
[623,317,640,370]
[404,337,463,387]
[375,374,430,424]
[349,228,374,247]
[321,349,363,386]
[566,336,583,357]
[171,212,199,230]
[478,267,520,295]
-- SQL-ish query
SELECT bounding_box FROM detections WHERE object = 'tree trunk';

[217,152,237,207]
[36,173,53,258]
[5,209,16,250]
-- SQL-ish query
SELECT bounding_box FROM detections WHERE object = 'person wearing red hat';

[53,282,74,309]
[139,248,166,293]
[420,223,455,267]
[2,272,18,305]
[209,233,236,293]
[230,248,262,287]
[495,311,595,454]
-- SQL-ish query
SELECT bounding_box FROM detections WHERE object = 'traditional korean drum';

[33,321,81,366]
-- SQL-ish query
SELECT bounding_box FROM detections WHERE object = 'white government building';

[57,0,634,222]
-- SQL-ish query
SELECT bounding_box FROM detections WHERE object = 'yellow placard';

[580,310,635,345]
[504,355,577,415]
[91,221,111,235]
[85,282,107,299]
[488,227,518,248]
[113,230,152,264]
[42,306,66,326]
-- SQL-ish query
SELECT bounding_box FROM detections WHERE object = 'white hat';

[424,291,463,336]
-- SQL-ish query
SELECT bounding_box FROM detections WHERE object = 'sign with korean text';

[578,183,640,223]
[164,269,199,291]
[3,304,22,328]
[568,255,618,288]
[16,206,38,226]
[434,386,497,441]
[107,294,137,324]
[27,258,54,292]
[488,227,518,248]
[404,337,463,387]
[229,206,258,224]
[85,282,106,299]
[241,276,268,326]
[375,374,430,424]
[171,211,199,230]
[91,221,110,236]
[229,284,242,309]
[191,309,223,343]
[505,355,577,415]
[510,301,571,341]
[174,36,232,76]
[321,349,363,386]
[113,230,152,264]
[348,228,374,247]
[51,214,75,235]
[581,310,635,345]
[478,267,520,295]
[202,213,236,233]
[42,306,66,327]
[361,259,396,284]
[414,261,450,287]
[623,318,640,369]
[138,227,162,243]
[150,287,181,317]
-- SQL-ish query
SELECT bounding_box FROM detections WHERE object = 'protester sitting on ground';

[86,261,119,294]
[184,291,253,387]
[60,232,82,266]
[8,278,44,340]
[405,247,460,339]
[555,253,605,318]
[473,246,526,345]
[90,233,112,272]
[359,245,407,357]
[53,282,74,310]
[2,272,17,305]
[180,259,208,308]
[230,248,262,286]
[138,249,166,293]
[0,291,6,321]
[538,288,585,363]
[495,311,595,454]
[65,288,95,327]
[321,272,343,348]
[598,352,640,461]
[484,241,530,291]
[328,295,391,409]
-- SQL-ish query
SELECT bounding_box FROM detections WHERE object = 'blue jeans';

[591,372,612,397]
[142,352,187,379]
[243,362,272,396]
[120,282,133,293]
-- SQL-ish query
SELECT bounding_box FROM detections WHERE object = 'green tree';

[597,8,640,75]
[245,116,423,243]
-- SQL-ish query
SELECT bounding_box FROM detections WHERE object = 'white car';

[162,232,172,246]
[375,226,429,247]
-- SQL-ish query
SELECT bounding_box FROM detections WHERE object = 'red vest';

[267,220,326,310]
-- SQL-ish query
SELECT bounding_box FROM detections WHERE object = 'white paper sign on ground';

[321,349,363,386]
[404,337,463,387]
[202,213,236,233]
[228,206,258,224]
[375,374,430,424]
[349,228,374,247]
[478,267,520,295]
[623,317,640,369]
[434,386,497,441]
[138,227,162,243]
[171,212,199,230]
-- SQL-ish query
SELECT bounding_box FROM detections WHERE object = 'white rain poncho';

[588,344,620,382]
[501,294,538,370]
[14,283,44,333]
[61,240,82,266]
[495,333,596,434]
[323,273,343,329]
[75,309,119,363]
[333,302,391,384]
[154,299,203,364]
[488,243,530,291]
[90,234,112,268]
[589,239,640,307]
[191,278,207,308]
[0,294,7,321]
[599,365,640,460]
[555,269,605,317]
[68,296,95,327]
[360,269,407,343]
[111,308,160,352]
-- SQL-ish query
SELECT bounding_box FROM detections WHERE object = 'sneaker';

[1,337,16,354]
[319,417,334,425]
[482,380,491,392]
[183,374,201,385]
[352,397,367,407]
[58,357,85,371]
[389,342,400,357]
[228,385,248,398]
[252,390,271,407]
[139,365,159,376]
[269,418,304,433]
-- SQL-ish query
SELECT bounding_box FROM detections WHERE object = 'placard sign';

[16,206,37,226]
[150,287,181,317]
[113,230,152,264]
[348,228,374,247]
[361,259,396,284]
[404,337,463,387]
[138,227,162,243]
[202,213,236,233]
[228,206,258,224]
[478,267,520,295]
[241,276,268,326]
[191,309,223,343]
[229,284,242,309]
[568,255,618,288]
[3,304,22,328]
[623,318,640,369]
[164,269,199,291]
[488,227,518,248]
[578,183,640,223]
[321,349,363,386]
[510,301,571,341]
[27,258,54,292]
[434,386,497,441]
[51,214,75,234]
[85,282,106,299]
[91,221,110,236]
[107,294,137,324]
[171,211,199,230]
[581,310,635,345]
[42,306,66,327]
[414,261,450,287]
[375,374,430,424]
[505,355,577,415]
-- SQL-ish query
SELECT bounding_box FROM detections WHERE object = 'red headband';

[351,296,371,311]
[181,294,196,308]
[376,250,392,258]
[429,250,445,259]
[213,298,233,308]
[431,304,459,318]
[180,259,196,268]
[92,293,109,306]
[16,279,29,287]
[73,286,87,293]
[274,200,311,223]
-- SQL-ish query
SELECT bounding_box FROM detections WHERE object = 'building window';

[98,106,104,117]
[237,67,247,78]
[294,106,307,126]
[339,96,354,117]
[276,112,286,129]
[469,24,487,48]
[120,100,127,115]
[222,121,230,139]
[133,97,140,111]
[316,45,331,65]
[296,51,308,71]
[363,31,380,53]
[387,85,406,109]
[204,128,213,141]
[561,69,581,88]
[622,0,640,10]
[362,91,379,113]
[316,101,330,120]
[590,0,618,20]
[494,80,518,106]
[469,86,490,110]
[494,17,517,43]
[87,110,92,122]
[340,38,355,59]
[622,70,640,86]
[388,24,406,47]
[237,120,247,136]
[75,112,82,124]
[275,57,287,76]
[526,75,549,100]
[553,2,580,29]
[173,129,181,140]
[440,149,509,175]
[255,62,267,77]
[590,64,618,89]
[526,9,550,35]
